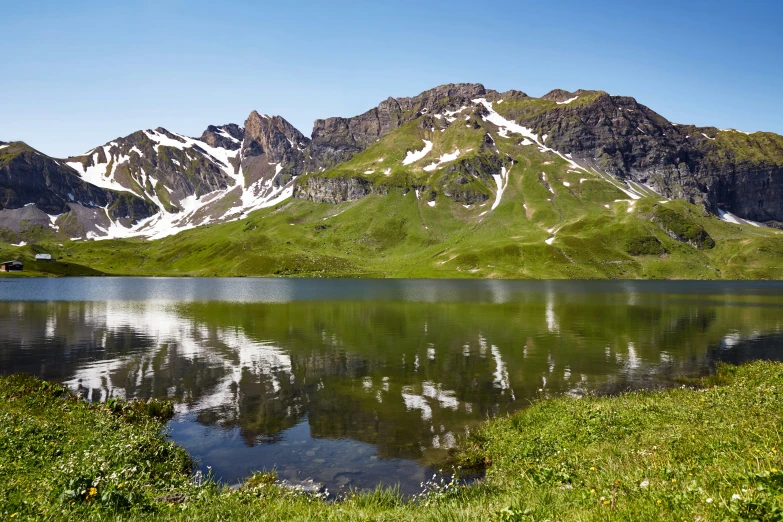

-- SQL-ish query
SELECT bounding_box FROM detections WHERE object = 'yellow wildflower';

[88,487,97,497]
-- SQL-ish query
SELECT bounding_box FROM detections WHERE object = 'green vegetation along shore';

[2,362,782,520]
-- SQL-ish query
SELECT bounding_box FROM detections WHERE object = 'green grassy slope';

[3,363,782,520]
[2,109,783,279]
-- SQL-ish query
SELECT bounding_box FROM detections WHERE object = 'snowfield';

[65,126,298,241]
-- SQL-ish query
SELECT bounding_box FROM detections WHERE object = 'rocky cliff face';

[509,89,783,224]
[242,112,310,186]
[0,142,155,220]
[66,126,241,208]
[310,83,490,170]
[293,175,379,204]
[199,124,244,150]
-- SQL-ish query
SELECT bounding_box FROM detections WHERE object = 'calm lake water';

[1,278,782,495]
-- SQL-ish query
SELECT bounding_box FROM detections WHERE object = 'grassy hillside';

[3,108,783,280]
[3,362,782,520]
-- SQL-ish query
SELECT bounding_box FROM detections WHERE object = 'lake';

[1,277,782,495]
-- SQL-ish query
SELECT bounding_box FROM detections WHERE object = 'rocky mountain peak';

[487,89,528,102]
[199,124,244,151]
[309,83,491,170]
[541,89,578,102]
[397,82,486,111]
[243,112,309,163]
[152,127,188,144]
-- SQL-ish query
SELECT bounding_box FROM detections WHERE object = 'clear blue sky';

[2,0,781,157]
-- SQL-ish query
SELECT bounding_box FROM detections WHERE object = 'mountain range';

[2,83,782,279]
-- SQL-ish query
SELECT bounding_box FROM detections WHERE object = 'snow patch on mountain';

[557,96,579,105]
[402,140,433,165]
[66,148,142,196]
[490,166,509,211]
[63,125,300,241]
[718,208,763,227]
[423,149,461,172]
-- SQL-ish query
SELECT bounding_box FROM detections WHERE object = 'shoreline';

[2,362,782,520]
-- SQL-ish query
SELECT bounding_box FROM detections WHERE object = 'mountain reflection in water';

[1,278,782,492]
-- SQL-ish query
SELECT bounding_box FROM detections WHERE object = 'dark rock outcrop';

[0,142,155,221]
[241,112,311,189]
[67,127,237,206]
[293,175,379,204]
[309,83,488,170]
[199,124,244,150]
[512,92,783,223]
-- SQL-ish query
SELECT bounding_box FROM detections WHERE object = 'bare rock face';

[67,127,236,207]
[199,124,244,150]
[0,205,54,234]
[293,175,378,204]
[310,83,488,170]
[540,88,587,102]
[0,142,155,221]
[514,92,783,223]
[242,112,310,185]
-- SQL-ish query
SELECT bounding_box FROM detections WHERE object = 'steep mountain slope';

[2,82,783,279]
[58,115,313,239]
[491,89,783,224]
[0,141,156,242]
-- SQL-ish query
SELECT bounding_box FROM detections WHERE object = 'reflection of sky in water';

[1,278,783,493]
[169,415,432,496]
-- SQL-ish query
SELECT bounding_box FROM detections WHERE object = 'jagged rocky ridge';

[492,88,783,224]
[1,82,782,242]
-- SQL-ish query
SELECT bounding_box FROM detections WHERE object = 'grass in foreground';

[1,362,782,520]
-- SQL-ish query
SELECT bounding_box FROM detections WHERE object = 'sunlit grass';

[2,362,782,520]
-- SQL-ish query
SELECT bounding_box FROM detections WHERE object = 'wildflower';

[706,498,713,504]
[731,494,741,501]
[88,487,97,498]
[640,480,649,488]
[590,489,595,494]
[603,500,610,505]
[590,467,596,471]
[657,499,662,505]
[772,468,779,473]
[671,478,676,483]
